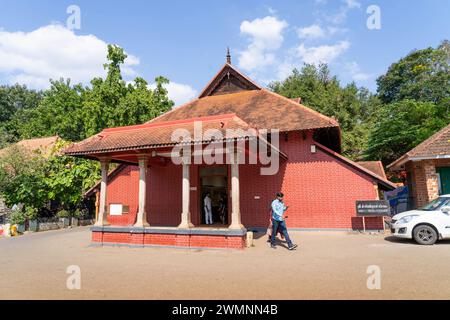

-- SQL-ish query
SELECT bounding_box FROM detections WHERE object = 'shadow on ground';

[384,235,450,246]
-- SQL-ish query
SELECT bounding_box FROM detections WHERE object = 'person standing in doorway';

[204,193,213,225]
[270,192,297,250]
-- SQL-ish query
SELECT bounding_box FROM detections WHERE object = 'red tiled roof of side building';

[149,89,339,132]
[403,123,450,158]
[388,123,450,169]
[64,114,256,155]
[0,136,60,157]
[357,161,387,180]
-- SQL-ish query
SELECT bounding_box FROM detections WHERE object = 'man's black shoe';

[288,244,298,250]
[270,244,277,249]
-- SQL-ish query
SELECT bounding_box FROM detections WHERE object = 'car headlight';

[398,215,419,224]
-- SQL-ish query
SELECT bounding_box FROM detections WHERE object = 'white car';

[390,194,450,245]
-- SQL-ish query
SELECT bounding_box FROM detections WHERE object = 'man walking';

[270,192,297,250]
[204,193,213,225]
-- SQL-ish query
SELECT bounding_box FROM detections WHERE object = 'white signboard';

[109,204,123,216]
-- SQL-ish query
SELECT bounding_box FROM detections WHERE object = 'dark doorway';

[199,166,228,226]
[437,167,450,195]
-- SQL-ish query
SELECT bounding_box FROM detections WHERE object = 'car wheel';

[413,225,438,245]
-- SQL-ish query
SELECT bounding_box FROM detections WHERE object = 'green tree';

[365,100,447,164]
[83,44,174,137]
[43,140,100,208]
[13,79,85,141]
[377,40,450,111]
[0,145,47,209]
[367,41,450,164]
[0,140,100,212]
[269,64,377,160]
[0,84,42,146]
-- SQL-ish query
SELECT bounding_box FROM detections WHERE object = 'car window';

[419,197,450,211]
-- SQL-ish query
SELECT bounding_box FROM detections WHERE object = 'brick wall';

[240,131,381,229]
[407,159,450,208]
[92,231,245,249]
[106,165,139,225]
[103,130,383,230]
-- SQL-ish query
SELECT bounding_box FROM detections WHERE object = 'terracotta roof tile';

[406,123,450,158]
[150,89,338,132]
[0,136,59,157]
[64,114,254,155]
[388,123,450,168]
[357,161,387,180]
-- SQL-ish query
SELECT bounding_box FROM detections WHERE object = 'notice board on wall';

[356,200,391,216]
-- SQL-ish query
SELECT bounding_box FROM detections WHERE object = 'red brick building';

[388,123,450,208]
[65,58,395,249]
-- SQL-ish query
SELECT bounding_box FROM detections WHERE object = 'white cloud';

[149,81,197,106]
[345,0,361,9]
[0,24,139,89]
[297,24,326,40]
[296,24,347,40]
[328,0,361,24]
[296,41,350,65]
[238,16,288,72]
[276,60,296,81]
[346,61,371,81]
[164,82,197,106]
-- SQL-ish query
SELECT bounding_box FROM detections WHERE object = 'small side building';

[388,124,450,208]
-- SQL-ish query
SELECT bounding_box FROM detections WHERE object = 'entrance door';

[437,167,450,195]
[199,166,228,226]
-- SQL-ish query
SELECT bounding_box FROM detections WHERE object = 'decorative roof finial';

[226,47,231,64]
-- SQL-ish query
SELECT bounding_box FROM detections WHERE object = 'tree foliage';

[367,41,450,163]
[0,85,42,147]
[0,145,48,209]
[365,100,447,164]
[377,41,450,107]
[82,45,173,138]
[1,45,174,143]
[269,64,379,160]
[0,44,174,214]
[0,140,100,213]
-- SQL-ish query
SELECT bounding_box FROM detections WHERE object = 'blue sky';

[0,0,449,105]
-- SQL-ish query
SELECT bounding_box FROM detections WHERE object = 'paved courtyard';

[1,226,450,299]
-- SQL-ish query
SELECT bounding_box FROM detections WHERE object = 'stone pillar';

[229,151,243,230]
[95,158,110,226]
[134,156,150,227]
[178,158,194,228]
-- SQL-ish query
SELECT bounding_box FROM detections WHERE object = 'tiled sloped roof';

[0,136,59,157]
[64,114,254,155]
[149,89,339,132]
[388,123,450,169]
[405,123,450,158]
[357,161,387,180]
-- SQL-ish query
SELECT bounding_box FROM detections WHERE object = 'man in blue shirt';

[270,192,297,250]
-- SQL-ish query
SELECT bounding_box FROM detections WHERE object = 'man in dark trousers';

[270,192,298,250]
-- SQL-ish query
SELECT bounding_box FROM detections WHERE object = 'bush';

[9,209,26,225]
[24,207,38,220]
[56,209,70,218]
[72,209,82,218]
